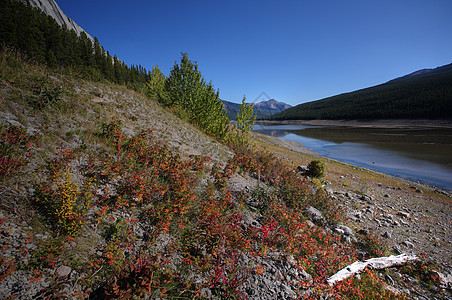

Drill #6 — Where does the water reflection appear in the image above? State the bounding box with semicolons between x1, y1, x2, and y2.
254;123;452;190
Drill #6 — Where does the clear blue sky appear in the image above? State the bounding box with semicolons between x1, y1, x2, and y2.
56;0;452;106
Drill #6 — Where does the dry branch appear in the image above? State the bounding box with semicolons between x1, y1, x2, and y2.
327;253;418;286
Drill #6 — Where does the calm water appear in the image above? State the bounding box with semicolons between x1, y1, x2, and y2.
254;123;452;191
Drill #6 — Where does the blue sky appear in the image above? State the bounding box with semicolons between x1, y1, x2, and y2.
56;0;452;106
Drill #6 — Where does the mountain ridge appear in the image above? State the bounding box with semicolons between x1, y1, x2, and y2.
269;63;452;120
387;63;452;83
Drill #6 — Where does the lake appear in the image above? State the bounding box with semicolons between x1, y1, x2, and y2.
253;122;452;191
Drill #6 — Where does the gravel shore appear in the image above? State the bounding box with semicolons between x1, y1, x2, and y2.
252;131;452;274
258;119;452;129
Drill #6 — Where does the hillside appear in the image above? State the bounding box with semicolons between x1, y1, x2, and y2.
270;63;452;120
0;1;450;299
2;47;451;299
223;99;292;120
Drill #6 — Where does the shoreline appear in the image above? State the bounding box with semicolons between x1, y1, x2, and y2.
251;131;452;194
257;118;452;129
252;131;451;272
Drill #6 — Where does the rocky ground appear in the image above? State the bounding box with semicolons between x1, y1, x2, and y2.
252;131;452;298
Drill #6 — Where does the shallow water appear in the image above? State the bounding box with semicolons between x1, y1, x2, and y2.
253;123;452;191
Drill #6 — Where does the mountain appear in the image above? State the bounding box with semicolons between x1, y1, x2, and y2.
253;99;292;113
270;63;452;120
223;98;292;120
387;65;445;82
20;0;93;41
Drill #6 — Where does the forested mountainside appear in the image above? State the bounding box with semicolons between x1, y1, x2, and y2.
0;0;149;90
270;63;452;120
21;0;93;40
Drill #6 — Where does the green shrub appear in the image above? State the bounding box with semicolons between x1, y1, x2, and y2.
29;78;63;109
307;159;326;178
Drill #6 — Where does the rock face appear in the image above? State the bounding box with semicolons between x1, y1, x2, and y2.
21;0;93;41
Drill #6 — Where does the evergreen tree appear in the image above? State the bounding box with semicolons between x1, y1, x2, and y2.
93;37;104;70
46;49;58;68
237;96;256;133
146;65;168;104
236;96;256;145
113;55;123;84
105;51;115;81
165;53;230;138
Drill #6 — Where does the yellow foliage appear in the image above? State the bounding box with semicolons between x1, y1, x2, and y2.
53;169;93;235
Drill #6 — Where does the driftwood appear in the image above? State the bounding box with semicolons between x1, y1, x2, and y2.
327;253;418;286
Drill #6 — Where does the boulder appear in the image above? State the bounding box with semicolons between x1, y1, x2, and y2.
304;206;324;223
337;225;354;236
56;265;71;277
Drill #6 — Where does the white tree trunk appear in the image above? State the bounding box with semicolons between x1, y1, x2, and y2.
327;253;418;286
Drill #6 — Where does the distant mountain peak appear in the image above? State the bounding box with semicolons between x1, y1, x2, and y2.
253;99;292;110
222;98;292;120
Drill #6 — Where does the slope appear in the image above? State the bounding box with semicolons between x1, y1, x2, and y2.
270;63;452;120
3;47;448;299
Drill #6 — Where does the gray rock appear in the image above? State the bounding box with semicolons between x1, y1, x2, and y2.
297;165;308;174
286;255;297;267
397;211;411;219
382;231;392;239
436;271;452;289
402;241;415;248
299;268;313;283
334;227;345;235
305;220;315;228
304;206;324;223
360;194;373;202
337;225;354;236
200;288;212;298
342;236;352;244
56;265;71;277
324;187;334;195
346;210;361;221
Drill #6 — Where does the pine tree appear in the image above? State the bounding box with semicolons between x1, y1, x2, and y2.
236;96;256;145
113;55;123;84
146;65;168;104
165;53;230;138
105;51;115;81
93;37;104;70
46;49;58;68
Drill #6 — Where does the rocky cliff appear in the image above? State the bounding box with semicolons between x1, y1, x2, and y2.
21;0;93;41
